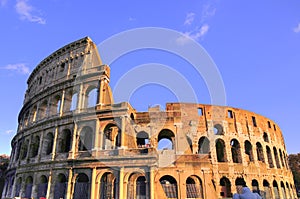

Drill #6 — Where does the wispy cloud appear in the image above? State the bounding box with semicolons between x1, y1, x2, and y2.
176;24;210;45
0;0;8;7
4;130;14;135
293;23;300;33
1;63;30;74
201;4;216;22
184;12;195;26
15;0;45;24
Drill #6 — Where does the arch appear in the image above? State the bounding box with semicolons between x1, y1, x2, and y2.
14;177;22;197
273;180;280;199
186;175;203;198
263;180;271;199
231;139;242;163
256;142;264;162
279;149;285;168
70;93;78;111
244;140;254;162
99;172;116;199
136;131;149;147
78;126;93;151
220;177;231;198
263;132;269;142
87;87;98;108
266;146;274;168
280;181;287;199
23;111;29;127
198;136;210;154
213;124;224;135
127;173;146;199
157;129;175;150
160;175;178;198
20;140;29;160
50;95;62;115
31;106;37;122
30;135;40;158
25;176;33;198
59;129;72;153
54;174;67;199
44;132;54;155
103;124;121;149
251;179;260;193
273;147;281;168
74;173;90;199
37;175;48;198
216;139;227;162
39;100;48;119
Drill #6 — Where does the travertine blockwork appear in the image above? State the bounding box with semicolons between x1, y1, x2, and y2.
3;37;297;199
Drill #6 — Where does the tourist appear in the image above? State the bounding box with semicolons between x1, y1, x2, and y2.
233;178;262;199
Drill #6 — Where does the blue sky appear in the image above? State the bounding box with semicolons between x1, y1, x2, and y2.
0;0;299;155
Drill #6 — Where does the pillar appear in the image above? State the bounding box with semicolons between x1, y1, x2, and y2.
91;168;97;199
66;169;73;199
118;168;125;199
149;168;155;199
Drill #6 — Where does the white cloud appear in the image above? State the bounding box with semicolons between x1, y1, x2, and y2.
1;63;30;74
201;4;216;22
176;24;210;45
5;130;14;134
184;12;195;26
15;0;45;24
0;0;8;7
293;23;300;33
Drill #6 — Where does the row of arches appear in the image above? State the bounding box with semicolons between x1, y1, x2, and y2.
20;87;98;130
213;137;288;168
219;176;296;199
13;129;72;162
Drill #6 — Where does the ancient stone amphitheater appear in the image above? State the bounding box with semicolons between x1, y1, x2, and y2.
2;37;297;199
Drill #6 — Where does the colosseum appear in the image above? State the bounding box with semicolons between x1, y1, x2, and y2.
2;37;297;199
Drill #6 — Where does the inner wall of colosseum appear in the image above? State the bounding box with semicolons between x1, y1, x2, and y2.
2;37;297;199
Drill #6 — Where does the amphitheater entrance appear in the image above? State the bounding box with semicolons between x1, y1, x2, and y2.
54;174;67;199
127;173;147;199
186;175;204;198
99;172;116;199
159;175;178;198
73;173;90;199
220;177;231;198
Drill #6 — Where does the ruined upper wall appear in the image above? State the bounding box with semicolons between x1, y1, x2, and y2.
24;37;102;104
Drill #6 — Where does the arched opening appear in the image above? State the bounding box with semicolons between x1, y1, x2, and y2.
280;181;287;199
231;139;242;163
23;111;29;127
251;179;260;194
186;136;193;152
136;131;149;147
263;132;269;142
74;173;90;199
103;124;120;150
216;139;227;162
99;172;116;199
30;135;40;158
279;149;285;168
213;124;224;135
186;176;203;198
31;106;37;122
266;146;274;168
198;136;210;154
263;180;271;199
15;177;22;197
54;174;67;199
70;93;78;111
273;180;280;199
78;126;93;151
25;176;33;198
244;140;254;162
39;100;48;119
160;175;178;198
44;132;54;155
20;140;29;160
285;182;291;199
59;129;72;153
220;177;231;198
157;129;175;150
87;88;98;108
273;147;281;168
256;142;264;162
127;173;146;199
51;95;61;115
37;175;48;198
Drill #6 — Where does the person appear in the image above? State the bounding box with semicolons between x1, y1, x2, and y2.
233;178;262;199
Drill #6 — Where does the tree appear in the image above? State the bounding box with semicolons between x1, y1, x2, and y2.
288;153;300;194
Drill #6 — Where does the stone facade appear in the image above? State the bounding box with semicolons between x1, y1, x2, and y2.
2;37;297;199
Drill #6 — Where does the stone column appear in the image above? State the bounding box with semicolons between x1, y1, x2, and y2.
90;168;97;199
60;90;66;117
66;169;73;199
52;126;59;160
46;170;52;199
118;168;125;199
149;168;155;199
120;116;126;148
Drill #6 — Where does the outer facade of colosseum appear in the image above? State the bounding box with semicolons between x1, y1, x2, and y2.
2;37;297;199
